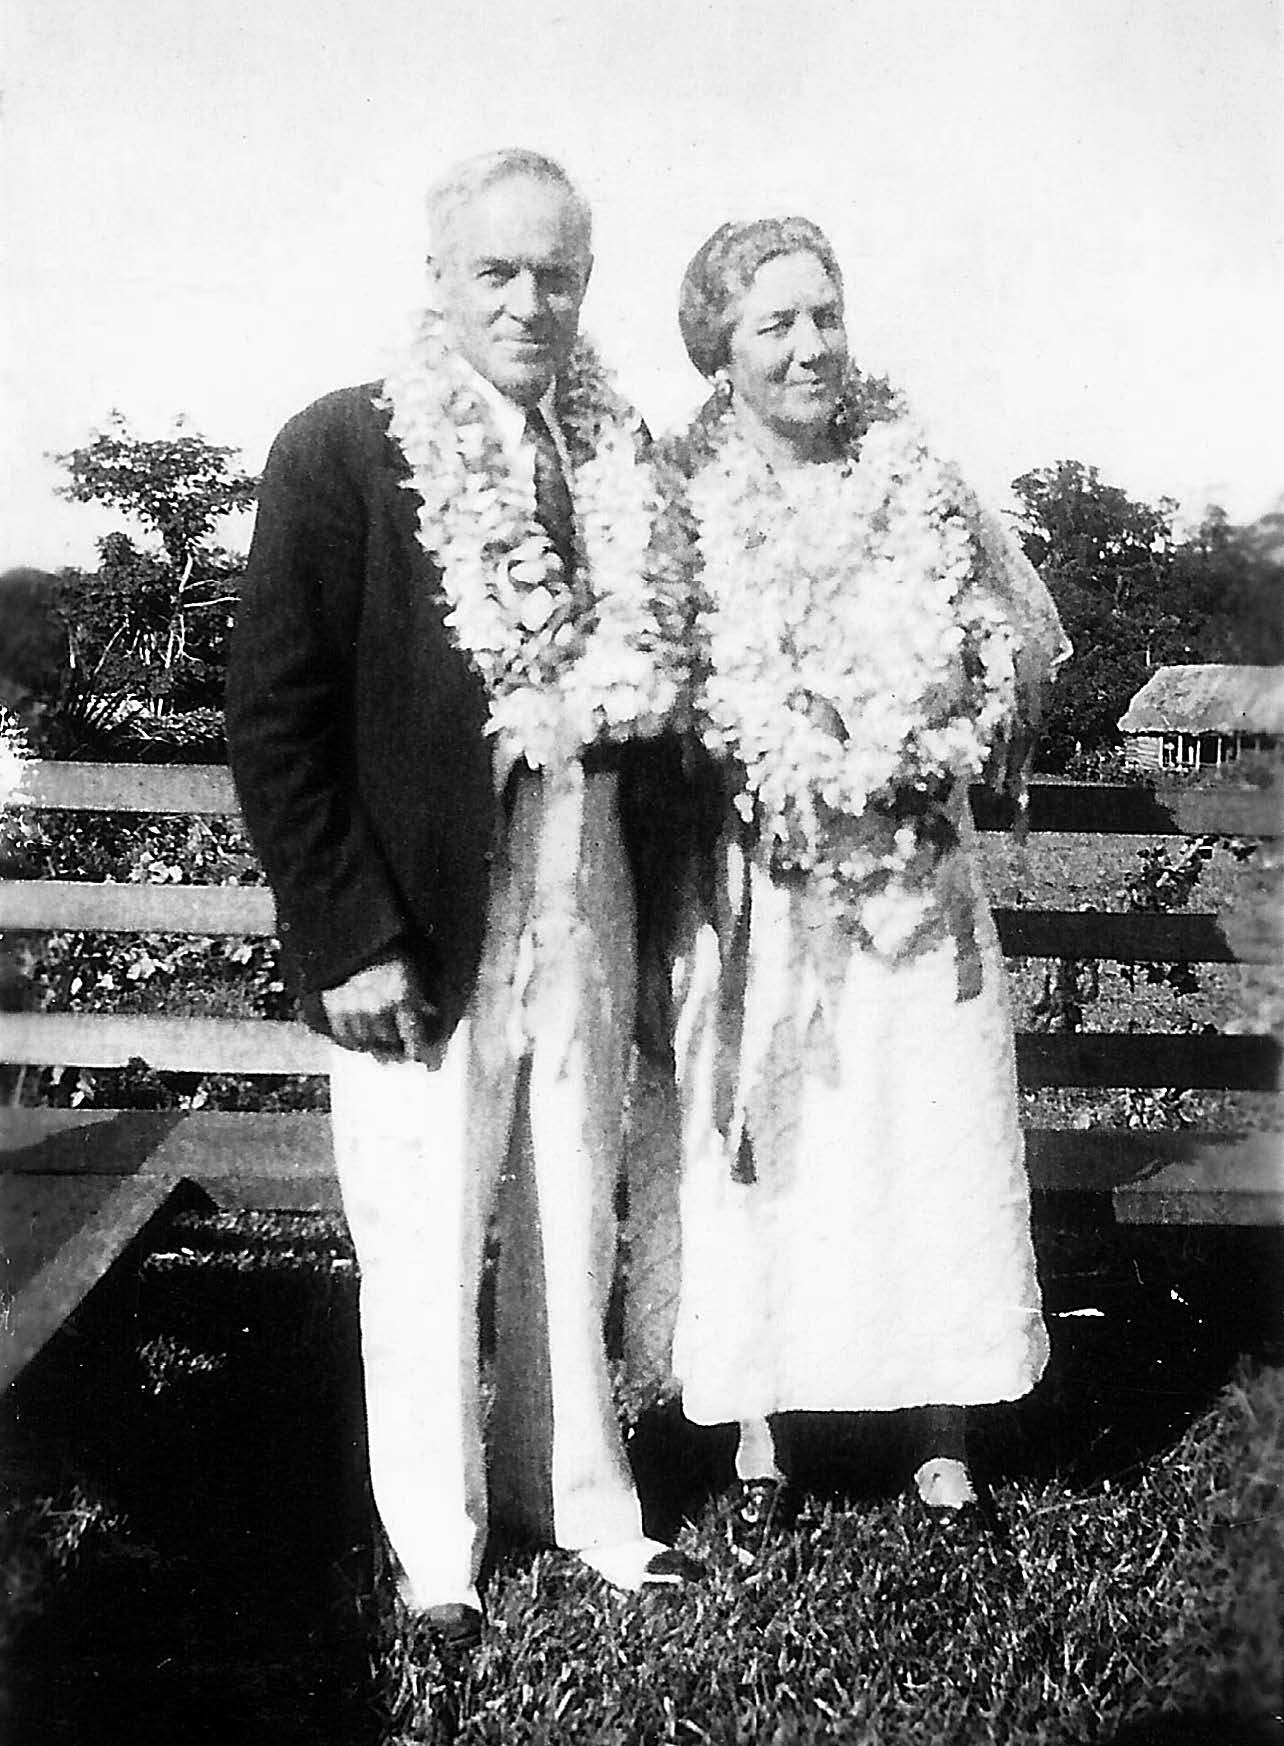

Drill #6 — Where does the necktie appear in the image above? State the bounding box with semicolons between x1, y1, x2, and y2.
524;407;577;590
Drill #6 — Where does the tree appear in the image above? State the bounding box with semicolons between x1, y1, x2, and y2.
1011;460;1177;605
1166;502;1284;667
54;412;257;581
1011;462;1283;768
50;415;259;728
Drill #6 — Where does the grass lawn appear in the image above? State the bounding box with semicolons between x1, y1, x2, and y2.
3;1215;1282;1746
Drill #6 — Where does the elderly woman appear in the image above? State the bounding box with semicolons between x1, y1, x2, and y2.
662;217;1067;1534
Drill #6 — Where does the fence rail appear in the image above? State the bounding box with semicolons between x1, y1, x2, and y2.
11;762;1283;834
3;883;1278;968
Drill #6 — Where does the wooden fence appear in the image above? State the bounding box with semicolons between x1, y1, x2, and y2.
2;763;1281;1385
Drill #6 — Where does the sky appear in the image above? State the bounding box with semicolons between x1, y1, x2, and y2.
2;0;1281;568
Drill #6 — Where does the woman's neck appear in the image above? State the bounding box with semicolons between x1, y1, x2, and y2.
729;399;842;470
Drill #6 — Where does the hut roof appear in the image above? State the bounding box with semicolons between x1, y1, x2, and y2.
1118;664;1284;735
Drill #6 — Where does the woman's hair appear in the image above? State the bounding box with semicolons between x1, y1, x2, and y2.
677;216;843;379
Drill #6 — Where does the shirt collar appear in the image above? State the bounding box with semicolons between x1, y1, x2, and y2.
462;361;559;456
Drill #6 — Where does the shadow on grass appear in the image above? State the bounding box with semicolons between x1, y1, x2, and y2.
3;1206;1281;1745
1100;1715;1284;1746
975;1206;1284;1492
4;1220;381;1746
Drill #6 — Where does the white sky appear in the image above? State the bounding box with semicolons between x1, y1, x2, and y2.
2;0;1281;568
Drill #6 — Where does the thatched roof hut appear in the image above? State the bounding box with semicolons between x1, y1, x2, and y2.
1118;664;1284;770
1118;665;1284;735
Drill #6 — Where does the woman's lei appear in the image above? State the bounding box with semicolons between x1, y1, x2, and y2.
677;374;1019;956
380;313;689;771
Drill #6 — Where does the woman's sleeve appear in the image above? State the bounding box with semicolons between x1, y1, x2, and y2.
964;493;1072;826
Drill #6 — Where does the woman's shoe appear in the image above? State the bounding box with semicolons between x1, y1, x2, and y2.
912;1456;977;1513
728;1478;791;1562
910;1461;1014;1565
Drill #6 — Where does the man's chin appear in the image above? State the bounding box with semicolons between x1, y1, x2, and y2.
488;362;557;405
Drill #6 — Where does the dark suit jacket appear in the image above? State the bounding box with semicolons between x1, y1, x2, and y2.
225;381;699;1045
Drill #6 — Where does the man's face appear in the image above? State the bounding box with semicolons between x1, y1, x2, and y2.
432;175;592;405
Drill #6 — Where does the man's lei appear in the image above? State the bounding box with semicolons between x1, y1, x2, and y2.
676;374;1019;956
379;313;689;771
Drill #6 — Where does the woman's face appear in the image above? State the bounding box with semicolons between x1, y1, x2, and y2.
725;250;848;450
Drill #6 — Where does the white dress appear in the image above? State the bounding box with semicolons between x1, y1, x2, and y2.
668;799;1050;1428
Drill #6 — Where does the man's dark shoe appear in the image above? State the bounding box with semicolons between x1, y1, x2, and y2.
414;1601;484;1654
382;1601;483;1743
576;1536;706;1590
641;1546;706;1585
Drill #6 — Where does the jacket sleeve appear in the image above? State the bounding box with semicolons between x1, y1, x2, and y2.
225;398;407;998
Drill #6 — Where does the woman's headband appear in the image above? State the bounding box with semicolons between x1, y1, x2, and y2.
677;216;843;379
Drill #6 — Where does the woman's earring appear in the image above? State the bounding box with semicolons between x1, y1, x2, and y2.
713;371;734;411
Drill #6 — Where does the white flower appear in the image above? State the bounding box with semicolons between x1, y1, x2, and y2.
380;319;690;768
516;586;557;631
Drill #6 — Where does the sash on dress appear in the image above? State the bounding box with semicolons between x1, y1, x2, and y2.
479;749;597;1081
709;806;986;1183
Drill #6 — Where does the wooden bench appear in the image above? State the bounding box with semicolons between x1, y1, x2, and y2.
2;762;1281;1386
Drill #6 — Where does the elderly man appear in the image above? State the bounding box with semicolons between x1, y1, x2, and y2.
226;148;699;1653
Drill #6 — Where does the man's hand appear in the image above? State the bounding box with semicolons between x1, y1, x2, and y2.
320;952;444;1065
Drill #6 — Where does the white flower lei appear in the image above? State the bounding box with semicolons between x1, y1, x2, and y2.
379;313;688;770
687;404;1018;945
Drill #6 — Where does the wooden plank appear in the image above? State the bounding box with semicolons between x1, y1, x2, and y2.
0;1110;1279;1222
5;1105;1275;1179
10;762;238;815
9;763;1280;837
1016;1031;1281;1090
2;1174;131;1293
1008;780;1282;838
4;884;1278;968
0;1106;334;1175
1114;1178;1284;1225
993;908;1277;964
6;886;1277;969
0;1175;215;1387
0;880;276;935
1026;1128;1284;1225
1024;1126;1282;1186
0;1013;330;1075
0;1108;333;1213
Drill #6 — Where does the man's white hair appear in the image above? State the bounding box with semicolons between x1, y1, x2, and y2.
426;148;593;262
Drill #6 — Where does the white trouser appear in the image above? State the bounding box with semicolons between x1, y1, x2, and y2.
328;766;643;1608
